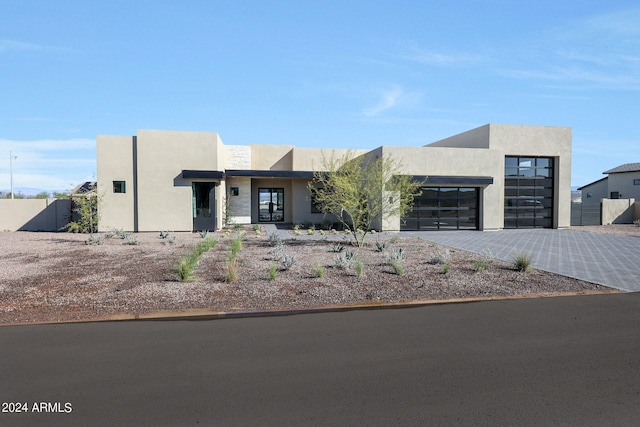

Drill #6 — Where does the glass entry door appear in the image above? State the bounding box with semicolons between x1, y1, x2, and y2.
192;182;216;231
258;188;284;222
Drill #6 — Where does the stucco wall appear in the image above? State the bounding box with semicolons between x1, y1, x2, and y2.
427;124;491;149
291;148;368;171
135;130;224;232
249;145;293;170
97;135;136;231
581;178;608;207
607;172;640;201
602;198;636;224
0;199;71;231
488;124;573;229
380;145;503;230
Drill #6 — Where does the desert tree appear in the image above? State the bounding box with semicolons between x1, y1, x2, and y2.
62;192;101;234
308;150;422;247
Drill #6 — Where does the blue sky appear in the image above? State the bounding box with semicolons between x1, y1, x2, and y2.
1;0;638;192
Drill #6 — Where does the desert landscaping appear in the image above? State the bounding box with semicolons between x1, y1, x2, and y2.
1;224;633;325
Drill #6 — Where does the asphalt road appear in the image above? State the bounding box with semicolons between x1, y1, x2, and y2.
2;293;640;426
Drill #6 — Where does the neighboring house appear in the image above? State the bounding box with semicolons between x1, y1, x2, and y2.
96;123;573;232
579;163;640;206
577;163;640;224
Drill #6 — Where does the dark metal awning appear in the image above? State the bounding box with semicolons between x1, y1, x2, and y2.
182;170;225;179
412;175;494;186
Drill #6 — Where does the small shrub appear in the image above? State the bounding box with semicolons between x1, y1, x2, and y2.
225;259;239;283
268;264;278;281
177;258;195;282
335;253;353;270
270;242;286;259
390;261;404;275
512;252;532;272
429;250;450;265
313;264;324;278
252;224;260;232
634;219;640;227
279;253;297;270
159;230;171;239
344;250;355;261
375;241;388;252
389;235;399;244
177;237;218;282
474;248;496;272
330;243;345;253
229;236;243;259
442;263;450;274
106;227;128;239
233;223;243;231
307;228;315;235
293;224;301;231
85;234;105;245
319;229;326;236
198;230;210;238
354;260;364;277
386;247;406;263
124;234;139;245
268;233;282;246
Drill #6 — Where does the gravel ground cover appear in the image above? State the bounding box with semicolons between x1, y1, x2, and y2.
0;226;619;325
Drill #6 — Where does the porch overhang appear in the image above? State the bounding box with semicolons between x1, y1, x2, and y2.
182;170;225;179
412;175;494;186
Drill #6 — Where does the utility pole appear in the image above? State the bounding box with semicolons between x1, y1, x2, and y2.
9;151;17;199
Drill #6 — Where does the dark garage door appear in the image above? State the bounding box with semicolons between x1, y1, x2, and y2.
401;187;479;230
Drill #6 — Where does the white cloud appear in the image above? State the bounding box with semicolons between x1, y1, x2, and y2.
0;39;76;55
398;42;482;66
501;7;640;91
0;138;96;191
362;85;423;117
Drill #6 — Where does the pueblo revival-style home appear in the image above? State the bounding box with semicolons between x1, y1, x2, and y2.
96;123;572;233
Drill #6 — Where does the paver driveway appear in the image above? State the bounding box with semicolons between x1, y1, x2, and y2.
403;229;640;292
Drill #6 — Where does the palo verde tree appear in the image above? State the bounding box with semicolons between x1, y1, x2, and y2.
62;192;101;234
308;150;422;247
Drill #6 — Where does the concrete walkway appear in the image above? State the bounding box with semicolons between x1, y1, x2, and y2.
402;229;640;292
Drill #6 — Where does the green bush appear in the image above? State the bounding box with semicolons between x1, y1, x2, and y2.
390;261;404;276
177;238;217;282
268;264;278;281
512;252;532;272
313;264;324;278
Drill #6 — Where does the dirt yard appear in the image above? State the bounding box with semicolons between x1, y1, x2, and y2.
0;226;620;325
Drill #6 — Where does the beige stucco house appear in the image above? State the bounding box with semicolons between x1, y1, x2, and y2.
96;123;572;232
577;163;640;224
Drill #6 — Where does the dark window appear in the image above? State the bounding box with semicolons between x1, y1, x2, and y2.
634;179;640;186
610;192;620;199
113;181;126;193
230;187;239;196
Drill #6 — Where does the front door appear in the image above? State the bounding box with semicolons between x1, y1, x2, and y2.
192;182;216;231
258;188;284;222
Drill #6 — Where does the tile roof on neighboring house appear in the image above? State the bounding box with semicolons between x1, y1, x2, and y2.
603;163;640;174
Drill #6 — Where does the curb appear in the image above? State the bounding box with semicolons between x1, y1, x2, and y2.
0;289;620;327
